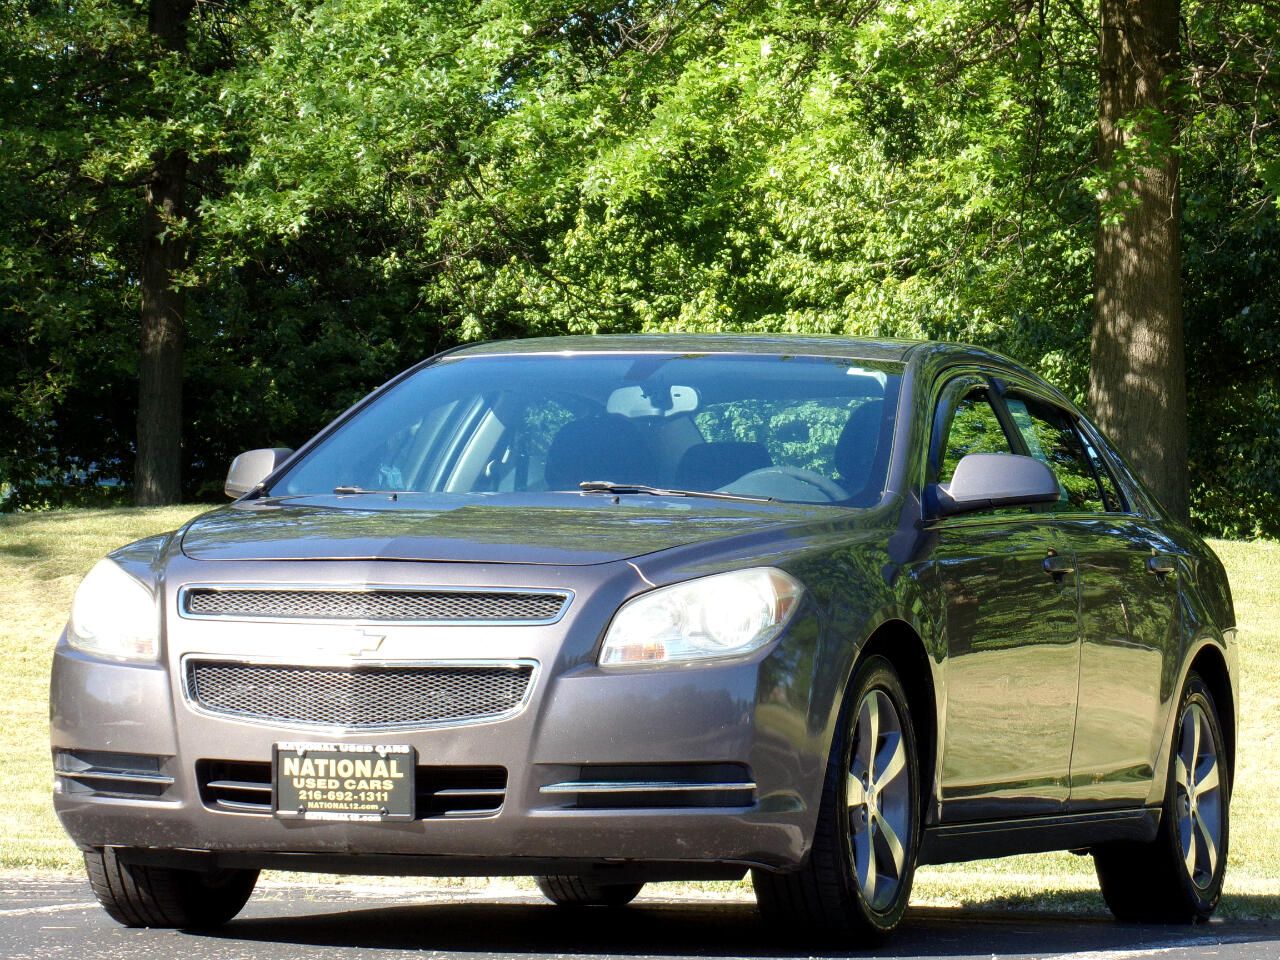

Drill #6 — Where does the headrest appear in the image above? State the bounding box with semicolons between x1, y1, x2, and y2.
834;400;887;498
674;441;772;491
544;414;651;490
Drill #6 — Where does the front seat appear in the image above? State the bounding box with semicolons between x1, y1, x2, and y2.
674;441;772;491
834;399;888;504
543;414;652;490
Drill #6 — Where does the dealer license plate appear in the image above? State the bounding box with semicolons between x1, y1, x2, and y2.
273;742;415;821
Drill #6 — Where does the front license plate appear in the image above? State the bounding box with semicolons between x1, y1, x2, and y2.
273;742;415;821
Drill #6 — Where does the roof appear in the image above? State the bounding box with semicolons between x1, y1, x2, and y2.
452;334;923;364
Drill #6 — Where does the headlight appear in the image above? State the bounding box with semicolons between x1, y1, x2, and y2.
67;559;160;661
599;568;803;667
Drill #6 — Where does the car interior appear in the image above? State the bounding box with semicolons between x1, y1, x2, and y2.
280;356;901;506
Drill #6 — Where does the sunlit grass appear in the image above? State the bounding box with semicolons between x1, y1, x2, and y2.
1;508;1275;917
0;505;207;870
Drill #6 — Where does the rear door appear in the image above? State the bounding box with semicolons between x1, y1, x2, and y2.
926;373;1081;822
1002;390;1181;809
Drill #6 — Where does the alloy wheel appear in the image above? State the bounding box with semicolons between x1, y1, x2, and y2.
847;688;911;913
1175;701;1224;890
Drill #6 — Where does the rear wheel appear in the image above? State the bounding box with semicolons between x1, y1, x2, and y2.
1094;672;1229;923
753;655;920;941
535;875;644;907
84;848;258;929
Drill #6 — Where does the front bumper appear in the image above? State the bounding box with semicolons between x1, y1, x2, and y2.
50;559;826;878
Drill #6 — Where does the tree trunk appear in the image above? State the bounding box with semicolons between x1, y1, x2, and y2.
1089;0;1188;521
133;0;194;506
134;150;188;505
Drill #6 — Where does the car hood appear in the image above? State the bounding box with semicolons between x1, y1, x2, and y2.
179;493;836;566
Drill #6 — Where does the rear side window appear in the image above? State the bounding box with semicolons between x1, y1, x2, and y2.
1005;396;1107;513
1076;428;1126;512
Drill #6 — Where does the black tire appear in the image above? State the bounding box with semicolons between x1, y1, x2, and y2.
84;847;258;929
1094;672;1230;923
752;654;921;941
535;875;644;907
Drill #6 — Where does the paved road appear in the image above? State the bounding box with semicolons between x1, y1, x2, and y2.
2;876;1277;960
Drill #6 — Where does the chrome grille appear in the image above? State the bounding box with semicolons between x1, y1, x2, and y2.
182;587;569;624
185;661;535;729
54;749;173;801
540;763;756;810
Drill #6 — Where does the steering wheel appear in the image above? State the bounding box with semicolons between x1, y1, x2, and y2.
723;466;850;503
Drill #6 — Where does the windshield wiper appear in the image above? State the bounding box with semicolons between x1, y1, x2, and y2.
578;480;773;504
333;486;400;498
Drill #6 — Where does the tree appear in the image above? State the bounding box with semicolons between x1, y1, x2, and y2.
135;0;194;506
3;0;1277;534
1089;0;1188;520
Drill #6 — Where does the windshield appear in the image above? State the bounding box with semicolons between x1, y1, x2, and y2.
273;352;903;506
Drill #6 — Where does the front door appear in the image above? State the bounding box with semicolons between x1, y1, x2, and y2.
926;376;1081;822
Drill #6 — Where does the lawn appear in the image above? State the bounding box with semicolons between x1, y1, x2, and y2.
2;506;1276;916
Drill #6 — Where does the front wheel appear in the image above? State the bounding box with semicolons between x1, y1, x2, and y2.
1094;672;1230;922
535;875;644;907
753;654;920;941
84;847;258;928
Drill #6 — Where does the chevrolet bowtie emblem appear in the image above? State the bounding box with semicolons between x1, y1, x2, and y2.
323;630;386;659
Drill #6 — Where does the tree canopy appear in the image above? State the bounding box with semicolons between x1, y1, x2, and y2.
2;0;1277;536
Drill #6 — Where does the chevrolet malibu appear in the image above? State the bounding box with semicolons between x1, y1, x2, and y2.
51;335;1237;940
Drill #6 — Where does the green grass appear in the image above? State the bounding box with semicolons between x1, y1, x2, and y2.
0;506;205;871
2;507;1277;917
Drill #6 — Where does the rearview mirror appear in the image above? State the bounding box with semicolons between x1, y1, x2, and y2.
605;385;699;417
931;453;1060;518
225;448;294;499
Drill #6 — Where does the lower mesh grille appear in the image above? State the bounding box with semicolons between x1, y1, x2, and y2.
185;661;535;729
197;760;507;818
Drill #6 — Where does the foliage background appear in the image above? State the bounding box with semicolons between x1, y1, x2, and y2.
2;0;1277;535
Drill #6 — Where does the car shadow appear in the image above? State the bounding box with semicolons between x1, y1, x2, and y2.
201;896;1280;958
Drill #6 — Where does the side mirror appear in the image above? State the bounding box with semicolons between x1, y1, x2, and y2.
225;448;293;499
931;453;1060;518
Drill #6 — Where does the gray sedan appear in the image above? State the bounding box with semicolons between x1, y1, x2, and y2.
51;335;1237;942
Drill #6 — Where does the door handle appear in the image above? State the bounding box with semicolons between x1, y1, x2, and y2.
1147;555;1178;576
1043;554;1075;578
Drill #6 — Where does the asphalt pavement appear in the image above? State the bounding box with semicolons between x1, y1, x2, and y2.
2;874;1277;960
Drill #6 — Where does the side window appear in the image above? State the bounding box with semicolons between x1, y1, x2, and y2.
283;398;461;495
937;388;1015;483
1077;427;1126;512
1005;395;1107;513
